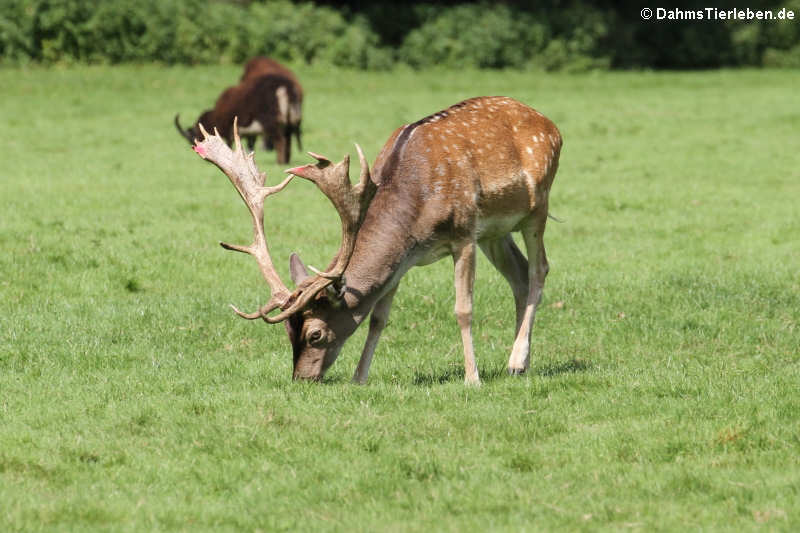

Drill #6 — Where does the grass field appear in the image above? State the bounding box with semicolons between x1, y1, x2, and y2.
1;64;798;531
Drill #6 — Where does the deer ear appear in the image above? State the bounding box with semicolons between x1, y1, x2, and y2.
289;253;310;285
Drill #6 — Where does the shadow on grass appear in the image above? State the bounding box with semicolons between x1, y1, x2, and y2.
534;357;593;377
411;365;464;386
410;357;593;386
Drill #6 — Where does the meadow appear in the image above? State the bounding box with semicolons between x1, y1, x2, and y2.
0;64;798;531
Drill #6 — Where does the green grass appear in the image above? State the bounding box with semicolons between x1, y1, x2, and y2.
1;64;799;531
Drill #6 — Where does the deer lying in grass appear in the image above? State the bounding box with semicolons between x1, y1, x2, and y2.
193;96;562;384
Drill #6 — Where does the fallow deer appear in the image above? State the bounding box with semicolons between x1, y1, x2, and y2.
193;96;562;385
175;74;300;164
240;57;304;152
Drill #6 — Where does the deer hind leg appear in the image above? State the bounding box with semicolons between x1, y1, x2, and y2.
453;241;480;385
507;214;549;375
268;123;289;165
353;285;398;384
478;235;529;338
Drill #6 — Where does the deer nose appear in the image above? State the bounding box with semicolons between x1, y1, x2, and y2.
292;360;323;382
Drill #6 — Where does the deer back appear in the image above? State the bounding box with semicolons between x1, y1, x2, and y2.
201;75;298;142
350;96;562;273
241;57;304;99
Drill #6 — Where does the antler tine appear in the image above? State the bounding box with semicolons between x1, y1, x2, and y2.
230;298;284;322
198;122;210;140
232;116;243;154
355;143;371;190
194;120;294;321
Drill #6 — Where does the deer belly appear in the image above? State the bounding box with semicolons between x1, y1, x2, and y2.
476;213;527;241
414;213;525;266
237;120;264;135
416;242;452;266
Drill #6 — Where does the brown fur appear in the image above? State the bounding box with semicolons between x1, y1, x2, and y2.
175;74;299;164
288;97;563;384
240;57;304;152
241;56;304;101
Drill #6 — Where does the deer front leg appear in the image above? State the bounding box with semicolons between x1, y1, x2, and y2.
353;285;398;384
508;215;549;374
453;241;480;385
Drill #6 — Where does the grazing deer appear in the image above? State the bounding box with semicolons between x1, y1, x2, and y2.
175;74;300;164
240;57;304;152
193;96;562;384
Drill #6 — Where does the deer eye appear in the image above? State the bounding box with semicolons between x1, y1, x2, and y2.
307;329;324;345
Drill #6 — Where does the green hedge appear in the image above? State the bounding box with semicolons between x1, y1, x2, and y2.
0;0;392;68
0;0;798;69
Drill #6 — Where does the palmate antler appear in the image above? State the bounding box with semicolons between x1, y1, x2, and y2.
194;118;294;321
193;117;376;324
286;144;376;280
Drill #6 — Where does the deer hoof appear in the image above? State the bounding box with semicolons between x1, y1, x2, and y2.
508;367;527;376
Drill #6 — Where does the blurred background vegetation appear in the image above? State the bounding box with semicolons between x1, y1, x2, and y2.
1;0;799;70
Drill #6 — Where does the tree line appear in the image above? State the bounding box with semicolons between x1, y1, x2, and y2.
1;0;798;69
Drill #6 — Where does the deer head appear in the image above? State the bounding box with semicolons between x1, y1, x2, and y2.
193;118;376;380
175;112;213;146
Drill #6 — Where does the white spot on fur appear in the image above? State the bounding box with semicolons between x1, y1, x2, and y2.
238;120;264;135
275;86;289;124
522;170;535;189
526;146;533;154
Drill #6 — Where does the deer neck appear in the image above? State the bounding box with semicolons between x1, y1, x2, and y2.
339;180;422;324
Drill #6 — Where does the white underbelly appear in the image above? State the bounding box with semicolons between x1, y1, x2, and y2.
238;120;264;135
413;213;525;266
476;213;526;241
416;243;451;266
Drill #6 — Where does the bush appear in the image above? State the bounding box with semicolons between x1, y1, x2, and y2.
0;0;387;68
0;0;798;70
398;4;551;69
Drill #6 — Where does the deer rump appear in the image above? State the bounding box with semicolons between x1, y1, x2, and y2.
175;74;300;164
240;57;304;153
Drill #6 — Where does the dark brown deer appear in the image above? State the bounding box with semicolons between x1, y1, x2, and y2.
193;96;562;385
240;57;304;152
175;74;299;164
